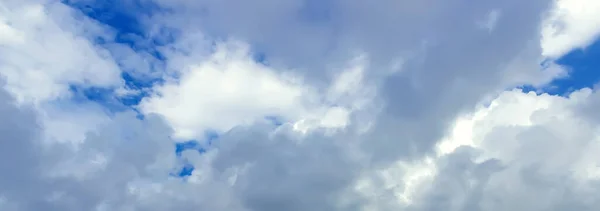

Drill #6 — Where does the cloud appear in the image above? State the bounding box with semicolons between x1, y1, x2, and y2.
2;0;600;210
0;80;178;210
390;88;600;210
140;41;317;139
140;40;374;139
541;0;600;58
0;0;123;104
144;0;564;158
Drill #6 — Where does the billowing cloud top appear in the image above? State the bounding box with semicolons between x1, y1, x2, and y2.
1;0;600;210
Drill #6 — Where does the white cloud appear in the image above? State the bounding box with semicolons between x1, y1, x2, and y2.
141;40;375;140
0;1;123;104
141;41;332;139
0;0;132;146
541;0;600;58
388;88;600;210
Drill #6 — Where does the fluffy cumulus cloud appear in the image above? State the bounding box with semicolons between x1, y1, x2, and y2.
2;0;600;210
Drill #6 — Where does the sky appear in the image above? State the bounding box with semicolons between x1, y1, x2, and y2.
1;0;600;210
545;39;600;94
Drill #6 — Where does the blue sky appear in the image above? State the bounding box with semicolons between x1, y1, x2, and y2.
548;39;600;95
518;39;600;95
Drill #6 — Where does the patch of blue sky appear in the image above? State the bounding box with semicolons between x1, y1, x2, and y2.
546;39;600;95
175;163;195;177
67;78;149;117
172;131;219;178
175;141;203;157
175;130;219;155
64;0;171;104
66;0;168;55
121;72;160;103
522;38;600;95
68;85;129;112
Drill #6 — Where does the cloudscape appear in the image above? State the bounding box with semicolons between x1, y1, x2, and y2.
1;0;600;210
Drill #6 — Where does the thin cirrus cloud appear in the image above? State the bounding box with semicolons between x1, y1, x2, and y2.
1;0;600;210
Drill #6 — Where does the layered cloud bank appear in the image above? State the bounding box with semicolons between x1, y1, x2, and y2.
1;0;600;210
